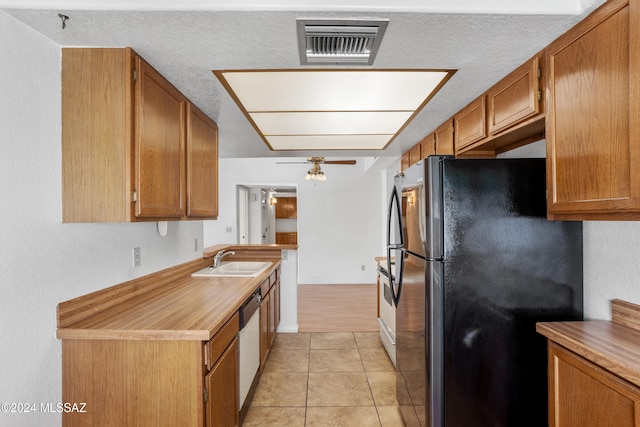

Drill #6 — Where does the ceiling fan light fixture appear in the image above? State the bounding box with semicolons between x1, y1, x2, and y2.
305;162;327;181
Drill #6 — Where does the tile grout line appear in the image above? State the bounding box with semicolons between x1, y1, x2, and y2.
244;332;400;426
304;332;311;427
355;332;385;427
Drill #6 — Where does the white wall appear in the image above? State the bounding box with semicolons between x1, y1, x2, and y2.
0;12;212;426
247;187;263;243
204;157;383;284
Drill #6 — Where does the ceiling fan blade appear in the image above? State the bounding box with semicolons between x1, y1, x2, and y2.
323;160;357;165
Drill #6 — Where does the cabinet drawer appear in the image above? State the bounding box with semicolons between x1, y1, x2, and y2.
205;312;239;371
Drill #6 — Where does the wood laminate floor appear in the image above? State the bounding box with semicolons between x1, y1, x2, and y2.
297;284;378;332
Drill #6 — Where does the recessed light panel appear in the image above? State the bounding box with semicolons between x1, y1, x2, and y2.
214;69;455;151
265;135;393;150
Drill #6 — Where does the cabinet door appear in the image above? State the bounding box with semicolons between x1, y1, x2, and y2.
488;54;542;135
259;294;270;368
62;48;135;223
408;143;422;167
275;197;297;218
401;152;410;171
546;0;640;219
288;197;297;218
421;133;436;158
186;103;218;218
268;282;279;347
135;56;186;219
274;280;281;334
454;96;487;153
434;119;454;155
548;342;640;427
275;200;286;219
205;337;239;427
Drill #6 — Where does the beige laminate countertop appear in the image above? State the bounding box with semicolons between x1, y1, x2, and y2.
537;299;640;388
57;247;285;342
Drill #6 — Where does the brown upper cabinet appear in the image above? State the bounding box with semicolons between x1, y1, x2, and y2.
402;119;454;171
487;54;543;136
545;0;640;220
409;143;422;167
275;197;297;219
187;103;219;218
421;132;436;158
434;119;454;155
62;48;218;222
134;55;186;219
401;141;423;170
401;152;410;171
454;96;488;155
453;52;545;158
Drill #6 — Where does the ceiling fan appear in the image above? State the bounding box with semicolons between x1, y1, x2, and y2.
277;157;357;181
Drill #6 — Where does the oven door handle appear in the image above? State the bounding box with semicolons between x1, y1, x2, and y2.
377;266;390;278
377;318;396;345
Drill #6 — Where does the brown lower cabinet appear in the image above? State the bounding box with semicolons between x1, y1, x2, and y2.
61;313;240;427
275;232;298;244
547;342;640;427
260;269;280;368
205;337;239;427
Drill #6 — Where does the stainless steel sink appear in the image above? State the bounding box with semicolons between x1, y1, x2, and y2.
191;261;272;278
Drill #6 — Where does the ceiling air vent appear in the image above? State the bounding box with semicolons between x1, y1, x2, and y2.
297;19;388;65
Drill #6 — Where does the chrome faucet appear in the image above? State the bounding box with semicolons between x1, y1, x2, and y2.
212;250;235;267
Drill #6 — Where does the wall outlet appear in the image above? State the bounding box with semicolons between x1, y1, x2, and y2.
133;247;141;267
361;265;366;271
226;226;233;233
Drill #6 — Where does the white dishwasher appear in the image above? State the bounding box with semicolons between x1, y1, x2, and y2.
238;290;261;413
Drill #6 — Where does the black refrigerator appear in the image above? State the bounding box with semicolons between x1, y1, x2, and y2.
386;156;583;427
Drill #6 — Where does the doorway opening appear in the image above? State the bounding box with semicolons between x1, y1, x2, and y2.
236;185;297;244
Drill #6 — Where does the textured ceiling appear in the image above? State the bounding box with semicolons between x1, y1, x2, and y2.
2;0;605;159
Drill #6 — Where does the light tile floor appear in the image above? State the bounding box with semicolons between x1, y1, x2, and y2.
243;332;404;427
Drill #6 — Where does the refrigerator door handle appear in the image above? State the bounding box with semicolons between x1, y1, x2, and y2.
386;185;405;307
386;185;404;248
387;246;404;307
